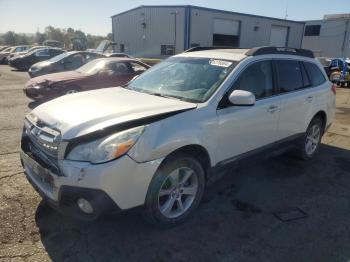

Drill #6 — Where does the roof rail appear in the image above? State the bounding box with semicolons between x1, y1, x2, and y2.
183;46;239;53
245;46;314;58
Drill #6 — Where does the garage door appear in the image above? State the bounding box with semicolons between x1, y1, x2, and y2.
213;19;240;47
270;26;289;46
214;19;240;35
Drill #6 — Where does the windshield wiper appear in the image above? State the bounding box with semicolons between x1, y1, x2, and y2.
124;87;196;102
121;84;131;89
151;92;185;101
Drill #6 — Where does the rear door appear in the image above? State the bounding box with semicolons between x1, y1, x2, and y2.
274;59;318;140
216;60;281;162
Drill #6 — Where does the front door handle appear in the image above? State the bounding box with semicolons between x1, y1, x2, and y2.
267;105;279;113
306;96;313;102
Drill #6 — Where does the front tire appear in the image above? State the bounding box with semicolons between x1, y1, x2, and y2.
63;86;80;96
298;117;323;160
143;154;205;228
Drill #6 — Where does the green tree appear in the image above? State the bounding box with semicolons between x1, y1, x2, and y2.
1;26;109;49
35;32;46;45
45;26;64;42
106;33;113;41
17;34;29;45
3;31;18;45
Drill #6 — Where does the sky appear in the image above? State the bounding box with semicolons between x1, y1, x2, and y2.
0;0;349;36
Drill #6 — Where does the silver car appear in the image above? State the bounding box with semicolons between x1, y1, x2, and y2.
20;47;335;227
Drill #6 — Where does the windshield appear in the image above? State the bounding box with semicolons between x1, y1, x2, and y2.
2;47;12;52
25;48;47;56
128;57;237;102
25;46;44;54
76;59;106;75
49;52;72;62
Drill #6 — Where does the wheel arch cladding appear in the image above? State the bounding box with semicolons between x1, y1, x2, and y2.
160;144;211;181
313;110;327;131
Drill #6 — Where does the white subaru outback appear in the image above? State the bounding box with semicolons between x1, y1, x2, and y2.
20;47;336;227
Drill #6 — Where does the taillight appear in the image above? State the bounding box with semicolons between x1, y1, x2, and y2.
331;84;337;95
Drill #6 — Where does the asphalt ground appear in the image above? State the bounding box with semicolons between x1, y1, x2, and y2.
0;64;350;262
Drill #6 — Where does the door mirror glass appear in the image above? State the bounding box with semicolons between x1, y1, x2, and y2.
228;90;255;106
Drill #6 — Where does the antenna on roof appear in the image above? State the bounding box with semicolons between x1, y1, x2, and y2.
284;0;289;20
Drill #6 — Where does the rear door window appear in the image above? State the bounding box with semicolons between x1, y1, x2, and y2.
303;62;326;86
85;53;100;62
50;49;63;57
64;54;85;69
108;62;132;75
275;60;304;93
35;49;50;57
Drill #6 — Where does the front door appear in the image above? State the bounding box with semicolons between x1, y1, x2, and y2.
216;60;281;163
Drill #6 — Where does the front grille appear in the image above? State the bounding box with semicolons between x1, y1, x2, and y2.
21;114;62;176
24;114;60;157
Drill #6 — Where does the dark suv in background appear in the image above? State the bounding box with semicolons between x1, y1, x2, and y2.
8;47;65;71
28;51;105;78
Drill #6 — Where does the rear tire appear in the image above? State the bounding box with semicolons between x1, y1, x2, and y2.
297;117;323;160
143;154;205;228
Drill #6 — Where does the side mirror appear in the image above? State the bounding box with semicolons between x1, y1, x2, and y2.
228;90;255;106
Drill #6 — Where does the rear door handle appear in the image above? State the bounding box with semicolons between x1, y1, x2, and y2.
267;105;279;113
306;96;313;102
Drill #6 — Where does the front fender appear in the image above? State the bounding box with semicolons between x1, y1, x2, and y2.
128;108;218;166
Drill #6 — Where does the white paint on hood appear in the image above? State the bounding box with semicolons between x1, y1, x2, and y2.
30;87;197;140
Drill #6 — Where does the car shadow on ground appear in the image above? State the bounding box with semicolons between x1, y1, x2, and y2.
28;101;43;109
11;68;27;72
35;144;350;262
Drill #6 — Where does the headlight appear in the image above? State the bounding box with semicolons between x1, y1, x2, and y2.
66;126;144;163
33;85;43;89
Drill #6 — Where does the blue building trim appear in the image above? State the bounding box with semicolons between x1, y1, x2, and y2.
184;6;190;50
188;6;192;48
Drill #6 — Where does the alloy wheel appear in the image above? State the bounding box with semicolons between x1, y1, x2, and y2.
305;124;321;156
66;89;78;95
158;167;198;219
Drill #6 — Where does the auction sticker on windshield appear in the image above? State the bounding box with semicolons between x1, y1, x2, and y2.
209;59;233;68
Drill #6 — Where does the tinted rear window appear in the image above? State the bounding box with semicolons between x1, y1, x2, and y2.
301;63;311;87
304;62;326;86
276;60;304;93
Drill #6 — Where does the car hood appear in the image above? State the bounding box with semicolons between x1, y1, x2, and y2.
25;71;85;87
29;87;197;140
31;60;53;69
10;51;27;57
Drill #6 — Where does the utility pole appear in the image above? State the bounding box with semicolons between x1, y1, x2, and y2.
171;11;178;54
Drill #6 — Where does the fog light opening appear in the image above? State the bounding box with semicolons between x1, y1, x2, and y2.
77;198;94;214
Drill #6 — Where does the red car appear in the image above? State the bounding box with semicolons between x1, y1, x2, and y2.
23;58;150;101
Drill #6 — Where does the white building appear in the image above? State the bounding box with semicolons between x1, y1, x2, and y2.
111;5;305;58
302;14;350;58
